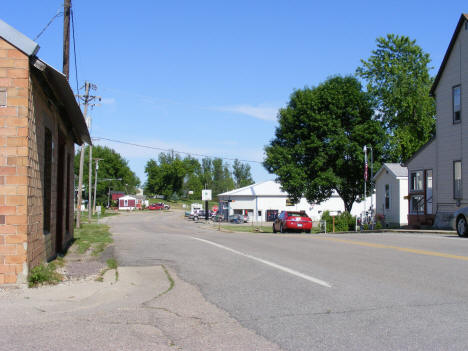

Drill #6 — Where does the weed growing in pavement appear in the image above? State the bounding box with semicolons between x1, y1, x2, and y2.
74;223;113;255
157;265;175;298
96;258;119;282
28;262;63;288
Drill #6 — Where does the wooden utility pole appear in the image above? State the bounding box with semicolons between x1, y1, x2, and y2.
75;82;90;228
93;158;104;215
62;0;71;80
76;82;100;227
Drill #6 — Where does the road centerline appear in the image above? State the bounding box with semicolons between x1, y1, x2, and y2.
313;236;468;261
191;237;331;288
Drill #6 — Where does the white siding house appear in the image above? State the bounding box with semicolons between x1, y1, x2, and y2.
218;181;374;223
373;163;408;227
406;14;468;228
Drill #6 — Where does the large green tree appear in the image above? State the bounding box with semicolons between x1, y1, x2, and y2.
232;159;254;188
74;145;140;206
264;76;386;212
144;152;186;199
356;34;436;162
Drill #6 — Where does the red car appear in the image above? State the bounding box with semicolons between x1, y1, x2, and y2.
272;211;313;233
148;203;164;210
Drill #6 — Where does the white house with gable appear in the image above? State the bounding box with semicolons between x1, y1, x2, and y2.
405;14;468;228
218;180;374;223
373;163;408;227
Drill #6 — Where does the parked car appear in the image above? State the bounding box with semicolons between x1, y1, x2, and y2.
453;207;468;236
148;203;164;210
228;214;244;224
192;210;206;220
272;211;313;233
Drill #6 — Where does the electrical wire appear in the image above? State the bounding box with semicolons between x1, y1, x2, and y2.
92;137;264;165
71;8;80;103
34;8;63;41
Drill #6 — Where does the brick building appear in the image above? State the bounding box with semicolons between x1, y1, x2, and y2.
0;20;90;284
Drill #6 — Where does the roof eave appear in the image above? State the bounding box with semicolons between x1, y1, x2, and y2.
430;13;468;96
32;59;91;145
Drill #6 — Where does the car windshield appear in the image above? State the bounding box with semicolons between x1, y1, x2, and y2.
287;212;304;217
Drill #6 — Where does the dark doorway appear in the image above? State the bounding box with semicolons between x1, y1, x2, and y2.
55;132;66;254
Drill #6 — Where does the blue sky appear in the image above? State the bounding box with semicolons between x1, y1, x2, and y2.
2;1;467;185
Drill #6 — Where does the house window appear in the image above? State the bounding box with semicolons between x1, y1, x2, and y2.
43;128;52;233
385;184;390;209
286;198;294;206
410;195;424;214
258;211;262;217
454;161;462;199
410;171;423;191
453;85;461;123
0;88;6;107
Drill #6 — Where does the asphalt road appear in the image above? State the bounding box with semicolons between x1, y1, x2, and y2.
109;210;468;351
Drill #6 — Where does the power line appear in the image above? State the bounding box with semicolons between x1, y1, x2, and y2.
34;8;63;41
71;8;80;102
92;137;264;165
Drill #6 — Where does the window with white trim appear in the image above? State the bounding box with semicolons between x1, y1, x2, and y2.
385;184;390;209
453;85;461;123
410;171;423;191
454;161;462;199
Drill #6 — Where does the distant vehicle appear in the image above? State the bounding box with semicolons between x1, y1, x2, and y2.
272;211;312;233
148;203;164;210
192;210;206;221
453;207;468;236
228;214;243;224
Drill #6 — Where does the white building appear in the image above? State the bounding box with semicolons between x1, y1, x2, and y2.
218;180;374;223
373;163;408;227
118;195;137;211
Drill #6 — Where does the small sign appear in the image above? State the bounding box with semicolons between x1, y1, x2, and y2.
96;206;102;213
202;189;212;201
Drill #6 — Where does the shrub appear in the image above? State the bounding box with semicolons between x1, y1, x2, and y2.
321;211;356;232
28;262;62;287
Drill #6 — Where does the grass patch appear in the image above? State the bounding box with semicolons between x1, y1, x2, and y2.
220;225;274;233
74;223;113;255
28;262;63;288
107;258;118;270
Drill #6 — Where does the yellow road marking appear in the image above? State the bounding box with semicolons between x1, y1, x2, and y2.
313;237;468;261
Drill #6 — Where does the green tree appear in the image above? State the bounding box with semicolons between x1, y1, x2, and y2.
182;156;203;199
356;34;436;162
144;152;186;199
74;145;140;206
232;159;254;188
264;76;386;212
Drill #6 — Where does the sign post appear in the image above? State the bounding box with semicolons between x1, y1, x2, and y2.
202;189;212;220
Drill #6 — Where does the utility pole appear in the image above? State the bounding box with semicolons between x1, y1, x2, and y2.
62;0;71;80
75;82;100;227
93;158;104;215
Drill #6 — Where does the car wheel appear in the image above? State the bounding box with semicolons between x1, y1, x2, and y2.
457;216;467;237
194;216;199;221
272;224;277;233
280;224;286;233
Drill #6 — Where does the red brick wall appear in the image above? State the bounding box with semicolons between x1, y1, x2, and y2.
0;38;77;284
0;38;29;284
